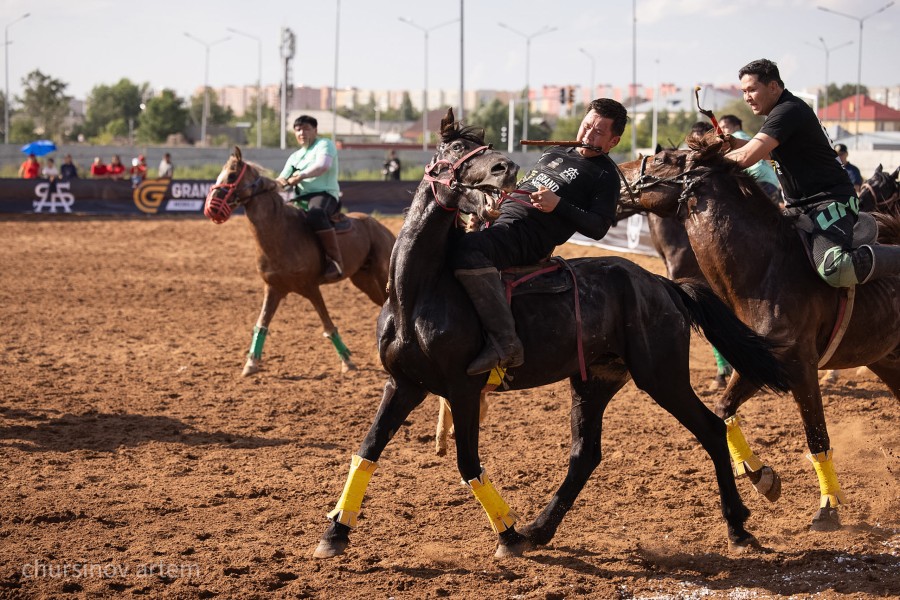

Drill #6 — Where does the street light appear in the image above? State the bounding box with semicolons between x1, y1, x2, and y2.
497;23;556;150
227;27;263;148
804;37;852;118
578;48;596;108
184;32;230;146
398;16;459;150
818;1;895;147
4;12;30;145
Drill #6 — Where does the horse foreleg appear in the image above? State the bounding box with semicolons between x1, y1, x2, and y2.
314;377;428;558
242;286;285;376
714;372;782;502
790;369;846;531
305;286;356;373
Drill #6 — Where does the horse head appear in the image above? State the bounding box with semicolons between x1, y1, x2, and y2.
422;108;519;220
860;164;900;216
204;146;273;224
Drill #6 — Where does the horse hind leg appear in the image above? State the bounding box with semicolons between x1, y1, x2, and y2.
305;287;356;373
243;286;285;376
435;392;490;456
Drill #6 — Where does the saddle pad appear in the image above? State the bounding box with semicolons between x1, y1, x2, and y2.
501;263;573;297
332;213;353;233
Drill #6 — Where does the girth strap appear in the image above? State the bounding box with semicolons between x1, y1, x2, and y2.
818;286;855;368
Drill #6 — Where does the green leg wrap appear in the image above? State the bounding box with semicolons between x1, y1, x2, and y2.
325;329;352;361
711;346;732;375
248;326;268;360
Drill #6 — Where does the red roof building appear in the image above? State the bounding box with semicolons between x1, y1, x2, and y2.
819;96;900;133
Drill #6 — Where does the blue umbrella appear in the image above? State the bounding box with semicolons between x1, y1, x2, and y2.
20;140;57;156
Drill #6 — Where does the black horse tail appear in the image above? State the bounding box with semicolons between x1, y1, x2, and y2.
662;276;791;394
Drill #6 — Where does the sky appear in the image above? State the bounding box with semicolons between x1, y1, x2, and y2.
2;0;898;105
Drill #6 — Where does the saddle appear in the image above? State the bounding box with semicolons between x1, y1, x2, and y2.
331;212;353;233
500;258;573;298
792;210;878;249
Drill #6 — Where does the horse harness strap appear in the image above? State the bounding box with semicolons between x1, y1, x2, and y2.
818;286;855;369
501;257;588;382
423;144;492;211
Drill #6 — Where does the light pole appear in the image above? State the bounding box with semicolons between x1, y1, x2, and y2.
184;33;230;146
497;23;556;150
804;37;852;118
578;48;596;109
399;16;458;150
818;1;895;147
4;12;30;145
227;27;263;148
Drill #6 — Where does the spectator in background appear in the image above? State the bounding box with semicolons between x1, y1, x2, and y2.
60;154;79;180
107;155;126;180
90;157;108;178
42;157;60;181
130;155;148;187
382;150;401;181
833;143;862;194
158;153;174;178
18;153;41;179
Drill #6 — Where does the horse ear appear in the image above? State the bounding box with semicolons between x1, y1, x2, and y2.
233;146;243;162
440;108;456;136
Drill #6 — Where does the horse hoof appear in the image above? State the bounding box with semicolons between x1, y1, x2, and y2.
752;466;782;503
810;506;842;532
341;360;358;374
728;532;766;554
494;538;533;559
242;359;260;377
819;370;838;385
312;538;348;559
708;374;727;391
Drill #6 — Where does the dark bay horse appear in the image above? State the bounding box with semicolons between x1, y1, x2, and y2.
619;138;900;531
205;147;395;375
859;164;899;216
314;109;789;559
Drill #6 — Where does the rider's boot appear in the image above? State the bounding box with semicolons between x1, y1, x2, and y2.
315;228;344;282
455;268;525;375
858;244;900;284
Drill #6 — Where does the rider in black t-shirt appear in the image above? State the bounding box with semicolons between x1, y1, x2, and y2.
725;58;900;287
451;98;627;376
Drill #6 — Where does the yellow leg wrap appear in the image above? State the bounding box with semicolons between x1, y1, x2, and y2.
326;455;378;528
807;449;847;508
725;415;764;476
467;470;517;533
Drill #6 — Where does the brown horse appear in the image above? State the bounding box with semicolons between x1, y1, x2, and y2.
619;138;900;531
204;147;395;375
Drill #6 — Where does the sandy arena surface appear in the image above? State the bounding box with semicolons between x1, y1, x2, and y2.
0;215;897;599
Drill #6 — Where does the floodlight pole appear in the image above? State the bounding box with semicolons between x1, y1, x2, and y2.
4;12;30;145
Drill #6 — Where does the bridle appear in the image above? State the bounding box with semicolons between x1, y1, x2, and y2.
423;142;494;211
860;170;899;213
204;159;271;223
619;153;713;218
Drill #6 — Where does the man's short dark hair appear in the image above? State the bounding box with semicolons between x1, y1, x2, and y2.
720;114;743;130
690;121;714;136
738;59;784;88
294;115;318;129
834;143;848;154
587;98;628;136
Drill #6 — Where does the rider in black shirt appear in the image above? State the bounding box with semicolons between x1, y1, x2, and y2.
725;58;900;287
451;98;627;375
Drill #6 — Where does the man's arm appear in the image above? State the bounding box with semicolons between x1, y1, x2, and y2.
725;132;778;168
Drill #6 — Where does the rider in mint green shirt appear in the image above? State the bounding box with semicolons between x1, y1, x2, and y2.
276;115;344;281
720;114;782;205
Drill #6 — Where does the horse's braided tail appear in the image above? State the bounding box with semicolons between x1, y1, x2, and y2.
662;276;791;394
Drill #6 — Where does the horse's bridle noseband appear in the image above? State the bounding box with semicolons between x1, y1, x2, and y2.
620;154;713;218
204;160;269;224
423;143;493;211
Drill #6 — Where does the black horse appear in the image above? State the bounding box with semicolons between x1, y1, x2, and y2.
859;164;899;216
314;109;789;559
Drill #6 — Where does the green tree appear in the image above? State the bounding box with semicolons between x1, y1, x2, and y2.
397;92;418;121
139;89;188;143
9;117;36;144
84;79;149;139
467;99;512;147
823;83;868;107
245;98;281;147
17;70;71;140
188;88;234;126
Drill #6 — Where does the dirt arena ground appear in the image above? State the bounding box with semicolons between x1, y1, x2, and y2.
1;215;897;599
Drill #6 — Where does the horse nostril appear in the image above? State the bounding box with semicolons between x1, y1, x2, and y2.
491;161;513;176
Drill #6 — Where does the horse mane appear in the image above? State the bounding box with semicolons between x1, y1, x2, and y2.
686;134;778;206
